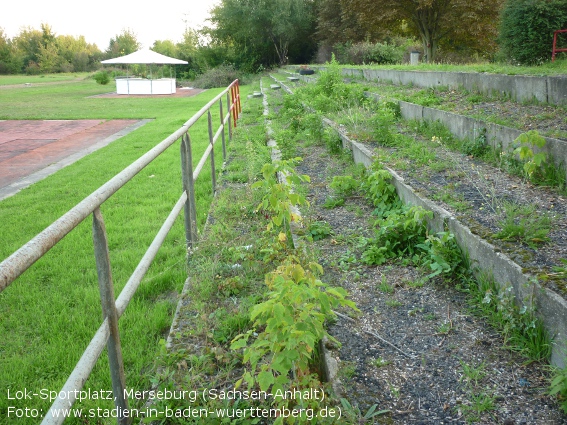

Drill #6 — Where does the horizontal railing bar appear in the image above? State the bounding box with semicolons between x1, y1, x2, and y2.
41;318;110;425
0;81;238;293
213;125;223;145
183;80;238;129
116;191;187;316
193;144;214;181
193;117;228;181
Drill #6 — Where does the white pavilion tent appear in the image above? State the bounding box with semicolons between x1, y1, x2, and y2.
101;48;188;95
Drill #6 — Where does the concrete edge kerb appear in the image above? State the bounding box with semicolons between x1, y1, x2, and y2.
323;118;567;368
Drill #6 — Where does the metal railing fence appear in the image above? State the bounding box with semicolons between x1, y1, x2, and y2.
0;79;241;425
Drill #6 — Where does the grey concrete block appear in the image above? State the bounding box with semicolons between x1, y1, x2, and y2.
399;101;423;120
341;68;363;79
514;75;548;103
536;289;567;368
548;76;567;106
349;139;375;169
449;217;567;368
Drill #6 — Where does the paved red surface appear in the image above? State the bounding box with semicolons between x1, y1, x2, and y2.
0;119;140;190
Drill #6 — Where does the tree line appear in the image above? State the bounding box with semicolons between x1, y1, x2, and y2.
1;0;566;76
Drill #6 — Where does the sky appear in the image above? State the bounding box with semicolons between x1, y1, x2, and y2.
2;0;221;51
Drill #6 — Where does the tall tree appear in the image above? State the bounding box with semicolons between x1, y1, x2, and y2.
57;35;101;72
343;0;504;62
152;40;178;57
106;29;140;58
0;28;23;74
208;0;317;68
316;0;368;47
13;27;44;67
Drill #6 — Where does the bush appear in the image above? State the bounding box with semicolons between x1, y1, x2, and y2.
93;70;110;85
499;0;567;65
332;41;405;65
25;61;41;75
191;64;242;89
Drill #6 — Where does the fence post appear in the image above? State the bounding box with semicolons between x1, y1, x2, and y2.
180;133;198;249
92;207;130;425
207;111;216;194
227;92;233;141
219;97;227;161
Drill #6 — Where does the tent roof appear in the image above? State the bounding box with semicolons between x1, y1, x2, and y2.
101;48;188;65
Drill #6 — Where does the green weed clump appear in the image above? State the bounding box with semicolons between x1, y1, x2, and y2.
362;205;431;266
231;259;356;393
253;158;310;237
494;201;551;248
361;166;401;217
464;273;551;361
549;364;567;414
296;55;366;113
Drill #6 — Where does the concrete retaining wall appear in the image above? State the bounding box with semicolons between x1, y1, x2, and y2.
311;66;567;106
324;120;567;369
366;92;567;181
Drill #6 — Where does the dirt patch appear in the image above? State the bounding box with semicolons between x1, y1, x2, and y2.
90;88;205;99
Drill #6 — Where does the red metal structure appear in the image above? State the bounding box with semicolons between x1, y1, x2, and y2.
552;29;567;61
230;80;242;127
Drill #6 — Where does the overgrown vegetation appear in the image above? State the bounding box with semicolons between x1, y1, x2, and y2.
283;66;562;410
147;79;361;424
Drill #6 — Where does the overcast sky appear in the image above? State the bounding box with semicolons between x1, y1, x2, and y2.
2;0;221;51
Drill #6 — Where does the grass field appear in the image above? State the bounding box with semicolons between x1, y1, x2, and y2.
0;76;253;423
0;73;92;86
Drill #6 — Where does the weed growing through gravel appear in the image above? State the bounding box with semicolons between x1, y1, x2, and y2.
385;298;403;307
371;357;392;368
494;201;551;248
459;360;487;386
308;220;333;241
549;363;567;414
457;360;497;421
339;398;390;423
378;275;394;293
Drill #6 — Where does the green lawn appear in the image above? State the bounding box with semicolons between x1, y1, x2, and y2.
0;72;92;86
0;77;253;423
